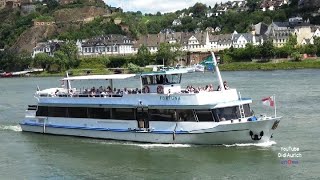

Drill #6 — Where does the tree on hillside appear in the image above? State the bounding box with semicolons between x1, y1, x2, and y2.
156;43;183;66
247;0;260;12
287;34;298;47
281;34;298;57
136;45;152;66
314;37;320;56
60;41;79;67
303;44;317;56
46;0;59;11
33;53;54;71
191;3;207;18
259;40;275;60
53;50;68;71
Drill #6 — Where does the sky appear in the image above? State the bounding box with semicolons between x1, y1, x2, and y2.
105;0;228;14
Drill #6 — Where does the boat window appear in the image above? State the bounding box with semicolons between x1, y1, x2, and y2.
176;109;196;121
112;108;135;120
243;104;252;117
67;107;88;118
36;106;48;116
36;106;140;120
88;108;111;119
214;106;240;121
48;107;67;117
195;110;214;122
142;74;182;85
142;76;157;85
166;74;181;84
149;109;176;121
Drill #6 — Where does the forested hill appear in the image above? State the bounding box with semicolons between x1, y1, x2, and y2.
0;0;319;52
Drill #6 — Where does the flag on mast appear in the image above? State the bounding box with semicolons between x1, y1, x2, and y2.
261;96;275;107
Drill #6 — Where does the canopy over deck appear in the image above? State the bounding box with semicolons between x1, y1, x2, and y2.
140;69;188;77
61;74;136;81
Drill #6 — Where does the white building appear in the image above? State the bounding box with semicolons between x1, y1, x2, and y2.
79;34;134;56
32;40;63;58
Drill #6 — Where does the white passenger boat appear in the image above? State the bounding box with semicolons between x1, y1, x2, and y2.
194;64;205;72
20;52;281;145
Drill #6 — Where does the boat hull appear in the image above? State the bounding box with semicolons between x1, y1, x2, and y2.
20;118;280;145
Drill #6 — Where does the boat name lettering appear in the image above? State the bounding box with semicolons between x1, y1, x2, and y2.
160;96;181;101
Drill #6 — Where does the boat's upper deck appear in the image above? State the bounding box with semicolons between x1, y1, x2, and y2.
37;87;251;109
36;53;251;108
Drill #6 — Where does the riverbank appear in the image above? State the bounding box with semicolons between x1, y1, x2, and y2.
219;59;320;71
20;58;320;77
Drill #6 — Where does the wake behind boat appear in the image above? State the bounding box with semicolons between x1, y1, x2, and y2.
20;52;281;145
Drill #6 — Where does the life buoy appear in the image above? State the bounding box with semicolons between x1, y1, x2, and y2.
143;86;150;93
157;85;164;94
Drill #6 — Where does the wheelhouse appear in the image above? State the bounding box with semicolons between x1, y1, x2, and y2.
140;69;187;94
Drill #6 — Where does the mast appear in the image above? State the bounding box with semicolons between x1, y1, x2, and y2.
211;52;224;91
66;71;72;91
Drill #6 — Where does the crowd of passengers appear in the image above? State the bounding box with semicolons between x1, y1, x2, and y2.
60;81;230;97
81;86;142;96
184;81;229;93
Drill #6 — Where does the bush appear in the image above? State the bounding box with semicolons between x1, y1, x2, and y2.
127;63;143;73
290;51;302;61
79;56;109;69
108;56;136;68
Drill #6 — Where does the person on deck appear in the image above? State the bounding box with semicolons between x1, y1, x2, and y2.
223;81;229;90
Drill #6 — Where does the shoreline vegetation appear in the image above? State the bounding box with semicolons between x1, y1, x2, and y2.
219;59;320;71
28;58;320;77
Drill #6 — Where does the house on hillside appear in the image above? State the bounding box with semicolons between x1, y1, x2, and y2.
21;4;36;14
251;22;268;36
0;0;6;9
216;5;228;16
180;32;208;52
205;10;214;17
33;20;55;26
32;40;63;58
264;19;317;46
160;28;175;34
209;34;233;51
294;25;320;44
206;27;215;33
59;0;74;5
133;34;160;54
80;34;134;56
232;31;252;48
232;0;247;7
289;16;303;24
265;21;292;47
260;0;288;11
172;19;182;26
4;0;21;8
114;18;122;25
109;6;123;14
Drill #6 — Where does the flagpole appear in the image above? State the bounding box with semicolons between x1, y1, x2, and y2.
274;95;276;118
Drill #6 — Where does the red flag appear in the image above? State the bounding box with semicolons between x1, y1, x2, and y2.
262;96;275;107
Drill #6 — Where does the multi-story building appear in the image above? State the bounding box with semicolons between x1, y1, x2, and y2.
79;34;134;56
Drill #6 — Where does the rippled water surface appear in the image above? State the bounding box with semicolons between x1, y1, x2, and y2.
0;69;319;179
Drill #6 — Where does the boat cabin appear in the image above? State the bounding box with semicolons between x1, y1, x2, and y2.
140;69;187;94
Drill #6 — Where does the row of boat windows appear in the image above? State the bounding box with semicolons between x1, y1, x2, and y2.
142;74;181;85
35;105;252;122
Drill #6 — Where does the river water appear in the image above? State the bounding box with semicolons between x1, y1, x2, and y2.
0;70;319;179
